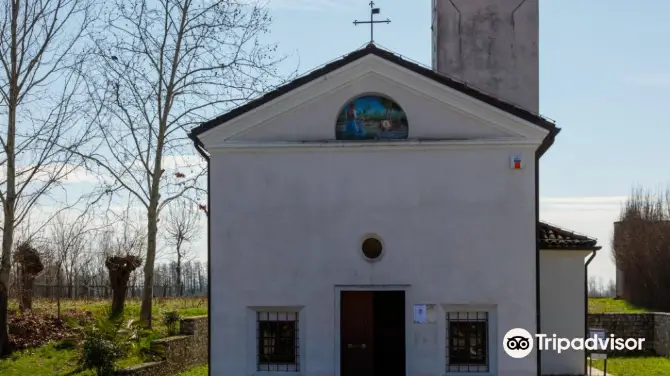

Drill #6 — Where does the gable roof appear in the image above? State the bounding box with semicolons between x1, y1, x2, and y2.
539;222;600;250
190;43;560;150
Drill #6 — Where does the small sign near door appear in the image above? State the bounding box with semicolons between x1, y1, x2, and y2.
413;305;426;323
413;304;437;323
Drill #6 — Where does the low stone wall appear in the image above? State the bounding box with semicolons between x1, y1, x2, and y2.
115;315;208;376
587;313;670;356
654;313;670;357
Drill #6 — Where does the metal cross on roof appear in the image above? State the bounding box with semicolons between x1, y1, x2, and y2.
353;1;391;43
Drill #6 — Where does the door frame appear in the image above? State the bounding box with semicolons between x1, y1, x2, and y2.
334;284;411;376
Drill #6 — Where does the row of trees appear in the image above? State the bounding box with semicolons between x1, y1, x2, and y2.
9;197;204;318
11;258;208;300
587;276;616;298
0;0;292;356
612;187;670;311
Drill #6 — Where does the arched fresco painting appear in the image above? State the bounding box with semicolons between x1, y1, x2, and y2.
335;95;409;140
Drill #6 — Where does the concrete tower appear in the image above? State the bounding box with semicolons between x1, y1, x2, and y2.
432;0;539;113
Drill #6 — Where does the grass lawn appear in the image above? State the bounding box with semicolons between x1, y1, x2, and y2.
8;297;207;333
1;297;208;376
176;365;208;376
588;298;647;313
0;342;94;376
591;356;670;375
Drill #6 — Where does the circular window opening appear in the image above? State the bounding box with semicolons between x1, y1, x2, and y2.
361;237;383;260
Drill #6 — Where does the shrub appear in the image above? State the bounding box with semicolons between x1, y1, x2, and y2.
161;310;181;336
79;308;127;376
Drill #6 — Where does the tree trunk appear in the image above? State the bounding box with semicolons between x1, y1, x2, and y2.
19;269;36;312
111;284;128;319
0;287;11;357
56;266;61;321
140;204;159;327
0;220;13;355
0;0;19;357
176;250;182;297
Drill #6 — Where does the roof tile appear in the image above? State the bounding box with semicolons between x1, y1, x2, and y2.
539;222;599;250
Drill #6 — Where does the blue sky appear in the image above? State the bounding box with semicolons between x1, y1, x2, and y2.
257;0;670;286
264;0;670;195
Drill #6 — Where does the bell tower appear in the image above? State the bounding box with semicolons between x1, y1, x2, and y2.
431;0;539;113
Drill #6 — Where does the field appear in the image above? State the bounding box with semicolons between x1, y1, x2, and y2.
591;357;670;376
588;297;648;313
0;297;208;376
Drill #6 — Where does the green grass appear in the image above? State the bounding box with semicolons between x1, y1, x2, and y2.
0;342;95;376
2;297;208;376
0;342;208;375
176;365;208;376
588;298;648;313
9;297;207;334
591;356;670;375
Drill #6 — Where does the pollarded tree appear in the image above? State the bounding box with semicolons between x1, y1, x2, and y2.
106;255;142;319
13;242;43;312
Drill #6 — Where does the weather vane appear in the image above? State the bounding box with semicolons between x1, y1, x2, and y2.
353;1;391;44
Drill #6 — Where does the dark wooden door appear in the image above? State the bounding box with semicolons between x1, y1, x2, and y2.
373;291;406;376
341;291;374;376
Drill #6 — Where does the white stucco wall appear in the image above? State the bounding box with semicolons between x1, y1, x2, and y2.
540;250;592;375
432;0;539;113
209;145;539;376
209;72;513;143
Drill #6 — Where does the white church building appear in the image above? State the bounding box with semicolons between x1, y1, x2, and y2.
190;1;601;375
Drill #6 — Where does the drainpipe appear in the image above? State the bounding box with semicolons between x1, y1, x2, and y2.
584;248;599;376
187;131;210;376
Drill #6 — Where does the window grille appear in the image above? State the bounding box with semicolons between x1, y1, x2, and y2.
446;311;489;373
257;311;300;372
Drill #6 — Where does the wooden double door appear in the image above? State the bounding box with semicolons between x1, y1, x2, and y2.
340;290;406;376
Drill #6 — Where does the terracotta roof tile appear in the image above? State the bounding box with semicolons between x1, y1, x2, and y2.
539;222;600;250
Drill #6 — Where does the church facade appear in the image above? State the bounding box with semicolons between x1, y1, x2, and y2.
190;2;600;376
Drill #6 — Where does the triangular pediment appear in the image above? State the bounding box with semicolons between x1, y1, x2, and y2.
192;45;557;150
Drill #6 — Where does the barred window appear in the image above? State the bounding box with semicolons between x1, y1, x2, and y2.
446;311;489;373
257;311;300;372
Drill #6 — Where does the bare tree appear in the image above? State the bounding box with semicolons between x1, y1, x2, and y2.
50;211;96;320
163;199;200;296
78;0;291;327
0;0;97;355
106;255;142;319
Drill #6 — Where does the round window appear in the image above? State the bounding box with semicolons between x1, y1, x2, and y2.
361;237;383;260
